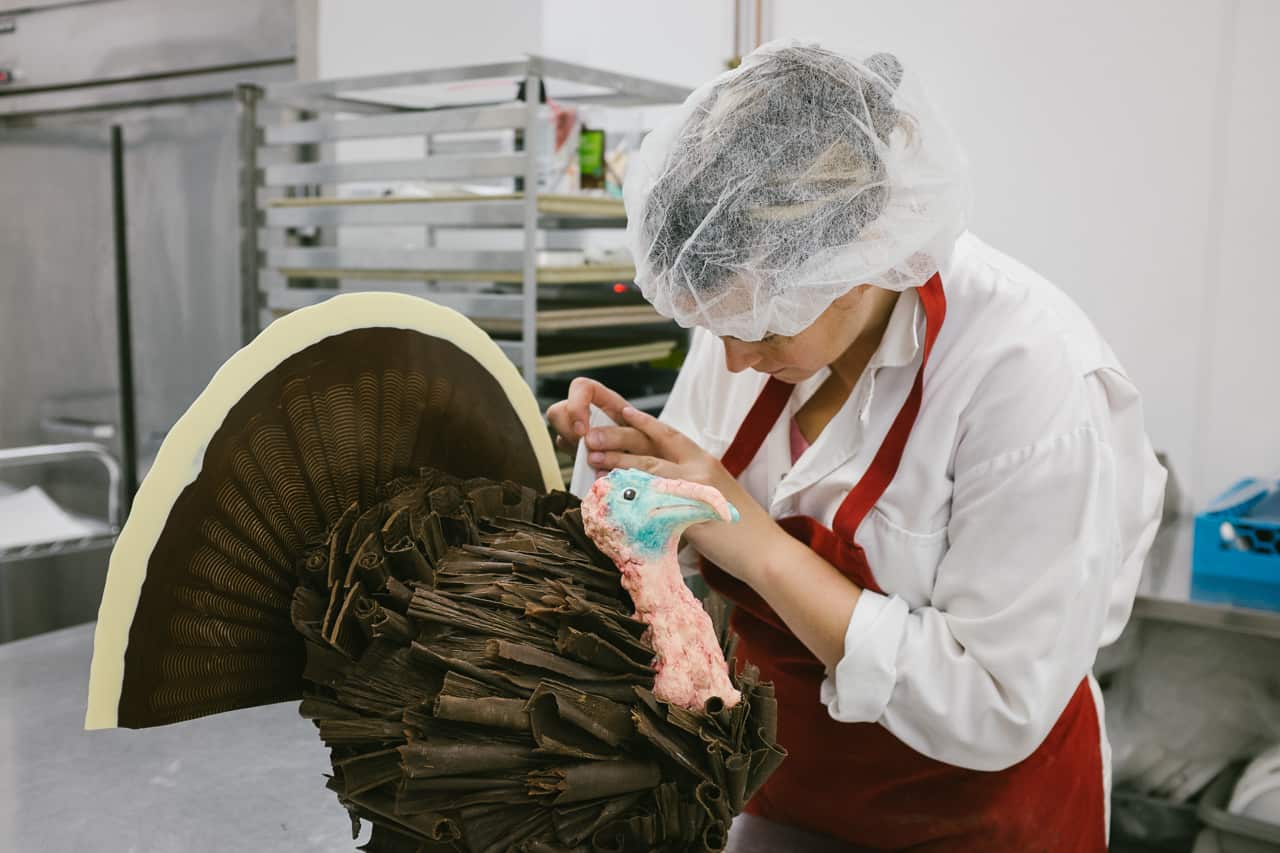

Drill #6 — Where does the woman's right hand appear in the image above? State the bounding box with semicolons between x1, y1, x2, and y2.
544;377;635;455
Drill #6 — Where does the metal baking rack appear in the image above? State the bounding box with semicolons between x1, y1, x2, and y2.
0;443;121;563
238;56;691;400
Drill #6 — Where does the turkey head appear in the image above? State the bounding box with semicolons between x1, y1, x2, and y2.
582;469;742;710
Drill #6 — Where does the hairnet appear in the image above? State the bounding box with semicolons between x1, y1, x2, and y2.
624;40;970;341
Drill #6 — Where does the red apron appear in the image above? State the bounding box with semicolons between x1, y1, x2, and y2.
702;275;1106;851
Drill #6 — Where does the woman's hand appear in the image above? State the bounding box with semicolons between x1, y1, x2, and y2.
586;405;788;586
544;377;634;455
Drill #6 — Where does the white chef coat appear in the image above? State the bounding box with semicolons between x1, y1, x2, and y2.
660;232;1166;774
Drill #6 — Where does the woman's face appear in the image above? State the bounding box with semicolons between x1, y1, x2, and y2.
717;285;897;383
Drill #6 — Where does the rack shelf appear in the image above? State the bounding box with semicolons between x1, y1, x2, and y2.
240;57;690;394
533;340;677;374
271;261;637;285
266;192;626;220
480;304;668;333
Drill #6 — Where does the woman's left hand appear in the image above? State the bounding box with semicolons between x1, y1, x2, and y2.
585;406;786;585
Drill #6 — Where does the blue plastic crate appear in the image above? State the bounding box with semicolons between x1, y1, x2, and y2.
1192;478;1280;612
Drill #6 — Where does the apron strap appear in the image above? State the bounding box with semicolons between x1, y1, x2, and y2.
721;376;795;478
833;273;947;539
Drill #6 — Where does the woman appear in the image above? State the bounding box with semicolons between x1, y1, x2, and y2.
547;42;1165;851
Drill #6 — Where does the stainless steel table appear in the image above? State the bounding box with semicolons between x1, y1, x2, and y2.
1135;517;1280;641
0;623;351;852
0;623;860;853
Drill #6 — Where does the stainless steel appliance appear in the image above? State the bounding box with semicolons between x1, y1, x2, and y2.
0;0;296;642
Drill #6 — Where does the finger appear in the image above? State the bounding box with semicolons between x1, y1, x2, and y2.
566;378;632;436
619;405;696;456
584;425;652;454
545;401;575;443
586;450;671;477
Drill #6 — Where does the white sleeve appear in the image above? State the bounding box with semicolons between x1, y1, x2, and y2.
661;328;719;580
821;359;1163;771
658;327;717;439
1089;368;1167;646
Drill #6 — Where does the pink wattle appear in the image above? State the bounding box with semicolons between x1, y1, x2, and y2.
582;479;741;711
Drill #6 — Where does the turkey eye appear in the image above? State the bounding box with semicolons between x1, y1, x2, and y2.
622;488;637;501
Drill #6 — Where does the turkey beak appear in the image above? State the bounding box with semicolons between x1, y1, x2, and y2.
649;479;740;527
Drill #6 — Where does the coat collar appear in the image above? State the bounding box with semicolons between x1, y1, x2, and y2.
765;288;923;510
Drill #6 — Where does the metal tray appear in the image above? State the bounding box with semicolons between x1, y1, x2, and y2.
266;292;669;332
0;443;121;564
534;340;676;375
266;192;625;220
272;257;636;285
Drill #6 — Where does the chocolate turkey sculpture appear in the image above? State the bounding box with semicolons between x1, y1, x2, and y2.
86;294;783;853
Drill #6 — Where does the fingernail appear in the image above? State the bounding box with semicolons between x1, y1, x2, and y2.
573;420;585;436
587;430;600;448
588;452;604;464
623;406;638;417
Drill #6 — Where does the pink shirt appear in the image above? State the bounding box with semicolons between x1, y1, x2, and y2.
789;416;811;464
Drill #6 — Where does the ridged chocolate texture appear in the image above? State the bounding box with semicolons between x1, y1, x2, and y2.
117;328;545;727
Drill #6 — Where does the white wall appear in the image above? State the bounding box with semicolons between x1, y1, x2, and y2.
310;1;546;252
767;0;1278;504
541;0;732;88
312;0;730;84
1197;0;1280;503
313;0;543;76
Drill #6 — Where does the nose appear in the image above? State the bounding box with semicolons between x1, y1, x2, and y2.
722;338;764;373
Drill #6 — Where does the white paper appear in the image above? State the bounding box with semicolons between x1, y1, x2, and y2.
0;484;109;548
569;404;619;498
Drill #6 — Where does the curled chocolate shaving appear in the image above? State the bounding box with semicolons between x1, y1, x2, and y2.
724;753;749;814
334;748;403;796
701;820;728;853
552;791;645;847
369;607;415;645
328;501;361;586
528;681;634;748
434;695;530;731
555;624;653;676
529;760;662;806
377;577;414;614
399;740;541;780
695;781;730;825
385;536;434;585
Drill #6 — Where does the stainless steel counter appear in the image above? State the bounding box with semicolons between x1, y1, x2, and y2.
1135;517;1280;641
0;623;858;852
0;623;351;852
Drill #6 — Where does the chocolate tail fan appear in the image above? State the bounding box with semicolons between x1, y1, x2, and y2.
86;294;561;730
